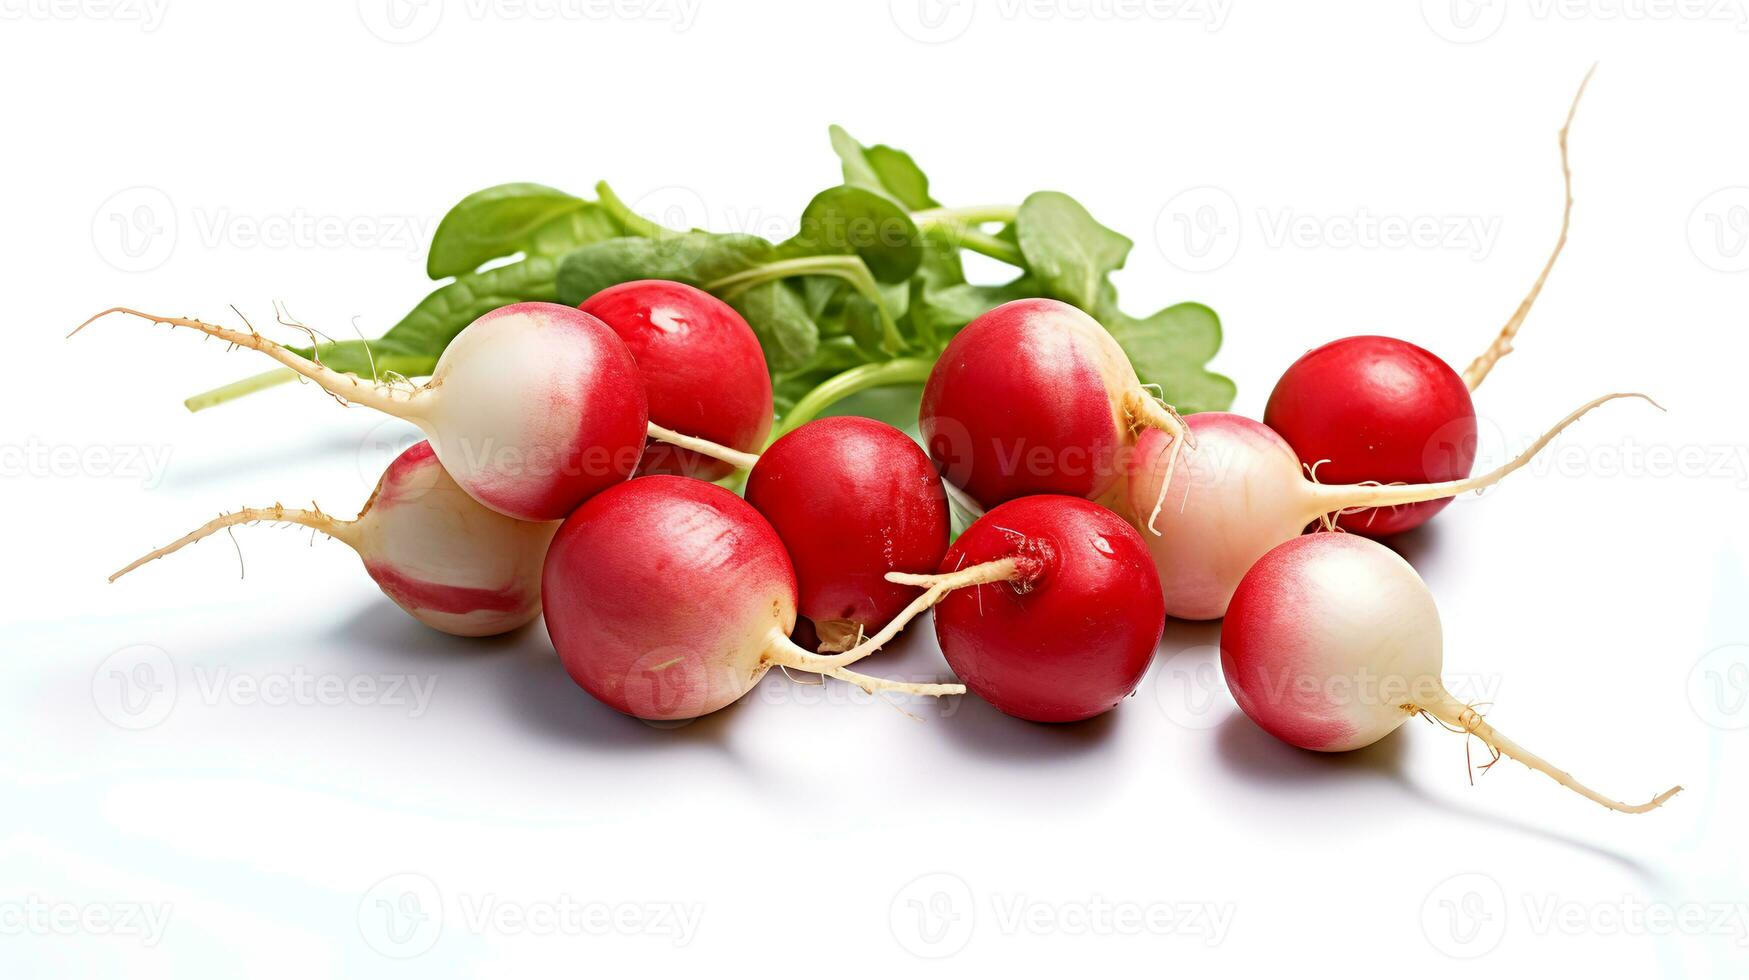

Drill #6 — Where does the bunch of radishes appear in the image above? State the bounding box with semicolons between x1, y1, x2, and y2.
89;68;1681;815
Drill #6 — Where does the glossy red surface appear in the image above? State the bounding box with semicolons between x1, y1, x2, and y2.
745;417;949;641
1264;335;1477;536
932;496;1164;723
581;280;773;481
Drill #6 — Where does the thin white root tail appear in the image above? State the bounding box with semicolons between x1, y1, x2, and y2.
110;504;359;583
72;307;422;419
1124;389;1194;536
644;422;761;471
762;629;966;699
1314;391;1659;515
1462;63;1595;391
1420;690;1680;814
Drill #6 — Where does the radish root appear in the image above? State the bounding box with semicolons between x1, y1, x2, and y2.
1124;388;1195;536
73;307;423;419
110;504;359;583
1311;391;1659;516
1418;687;1680;814
761;630;965;698
1462;64;1595;391
644;421;761;470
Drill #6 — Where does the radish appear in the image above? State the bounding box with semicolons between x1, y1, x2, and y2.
75;303;652;522
919;297;1190;519
541;475;962;721
110;442;557;637
1221;532;1680;814
1127;393;1653;621
886;495;1165;722
743;416;950;651
579;279;774;481
1262;69;1592;537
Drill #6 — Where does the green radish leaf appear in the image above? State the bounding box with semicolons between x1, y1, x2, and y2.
553;233;773;305
1016;191;1132;311
784;185;922;283
725;280;820;371
426;184;619;280
1106;301;1236;414
828;125;940;210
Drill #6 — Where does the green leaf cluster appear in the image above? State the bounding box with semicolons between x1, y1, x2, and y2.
187;129;1234;424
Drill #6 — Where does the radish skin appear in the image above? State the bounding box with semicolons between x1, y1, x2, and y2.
1128;393;1656;620
541;476;961;721
919;298;1189;518
744;417;951;651
580;280;773;481
882;495;1166;723
111;442;557;637
1261;69;1593;536
75;303;651;522
1221;532;1680;814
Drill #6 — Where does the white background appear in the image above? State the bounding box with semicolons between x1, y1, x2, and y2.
3;1;1748;976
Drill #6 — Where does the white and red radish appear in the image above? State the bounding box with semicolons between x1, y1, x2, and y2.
743;416;950;651
76;302;651;522
1221;532;1680;814
541;475;961;721
111;442;557;637
886;495;1165;723
919;298;1189;517
579;279;774;481
1127;393;1651;621
1262;70;1592;537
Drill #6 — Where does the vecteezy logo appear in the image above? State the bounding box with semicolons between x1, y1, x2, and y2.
91;186;177;273
92;644;178;730
358;0;444;43
1153;648;1228;730
1155;186;1241;273
1420;872;1506;958
889;0;976;44
358;873;443;958
1687;187;1749;273
1688;643;1749;730
1421;0;1507;43
888;872;975;958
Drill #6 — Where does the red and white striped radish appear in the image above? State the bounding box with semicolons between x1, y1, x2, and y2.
919;298;1189;517
1127;393;1653;621
1221;532;1680;814
541;476;961;721
111;442;557;637
580;279;774;481
1262;70;1592;537
76;303;652;522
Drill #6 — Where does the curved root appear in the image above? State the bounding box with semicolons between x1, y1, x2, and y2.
1462;64;1594;391
1418;687;1680;814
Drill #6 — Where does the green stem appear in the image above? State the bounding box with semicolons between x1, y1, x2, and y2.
595;180;679;239
774;357;935;439
913;204;1025;267
911;204;1018;228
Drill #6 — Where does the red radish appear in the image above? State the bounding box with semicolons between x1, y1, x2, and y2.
919;298;1190;519
886;495;1165;723
541;476;961;721
110;442;557;637
1221;532;1680;814
744;416;950;651
1127;393;1654;621
75;303;652;522
579;279;773;481
1263;69;1592;537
